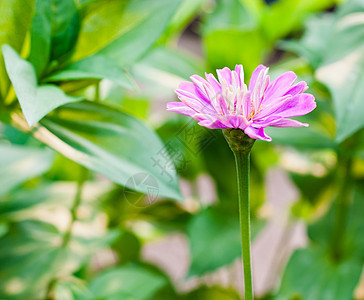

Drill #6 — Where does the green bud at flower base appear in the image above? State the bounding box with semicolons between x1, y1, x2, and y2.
223;128;255;154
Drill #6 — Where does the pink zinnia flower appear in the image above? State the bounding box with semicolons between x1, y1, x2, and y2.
167;65;316;141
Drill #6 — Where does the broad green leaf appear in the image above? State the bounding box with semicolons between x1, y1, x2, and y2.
317;48;364;142
2;45;82;126
74;0;181;66
98;0;181;67
45;55;135;90
266;125;336;149
83;265;166;300
276;247;362;300
0;144;53;197
0;0;34;98
35;101;182;201
187;207;264;277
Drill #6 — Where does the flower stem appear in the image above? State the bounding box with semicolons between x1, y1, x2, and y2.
233;150;254;300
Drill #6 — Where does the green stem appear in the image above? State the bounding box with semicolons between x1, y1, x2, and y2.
331;154;353;261
62;167;88;247
233;150;254;300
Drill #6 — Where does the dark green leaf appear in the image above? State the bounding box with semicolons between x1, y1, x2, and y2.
2;45;82;126
29;0;80;76
187;207;264;277
308;185;364;260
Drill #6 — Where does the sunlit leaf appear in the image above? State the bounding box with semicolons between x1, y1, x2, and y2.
317;48;364;142
2;45;82;126
74;0;181;66
32;101;182;201
0;144;53;197
0;0;34;98
83;264;167;300
0;220;118;300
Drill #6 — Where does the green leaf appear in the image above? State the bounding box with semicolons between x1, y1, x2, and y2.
261;0;337;42
202;0;265;75
266;125;336;149
36;101;182;201
0;220;118;300
2;45;82;126
28;0;52;76
49;0;80;61
45;55;135;90
317;48;364;142
74;0;181;66
0;0;35;98
276;247;362;300
164;0;209;38
187;207;264;277
0;221;74;299
180;286;240;300
308;185;364;260
0;144;54;197
84;264;167;300
29;0;80;76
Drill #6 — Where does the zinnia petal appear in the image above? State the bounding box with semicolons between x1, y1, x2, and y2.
244;126;272;142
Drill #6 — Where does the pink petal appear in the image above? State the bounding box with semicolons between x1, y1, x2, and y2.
264;71;297;100
284;81;308;97
217;67;232;85
167;102;197;116
175;89;215;113
252;116;308;128
249;64;268;91
273;93;316;118
198;118;227;129
177;81;210;104
244;126;272;142
268;118;309;127
205;73;222;94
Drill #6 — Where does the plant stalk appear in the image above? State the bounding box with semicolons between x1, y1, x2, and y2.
223;128;255;300
62;167;88;247
331;154;353;261
233;150;254;300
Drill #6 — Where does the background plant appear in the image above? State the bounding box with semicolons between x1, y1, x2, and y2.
0;0;363;299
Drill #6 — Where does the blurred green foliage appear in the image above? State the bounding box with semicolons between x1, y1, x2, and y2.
0;0;363;299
